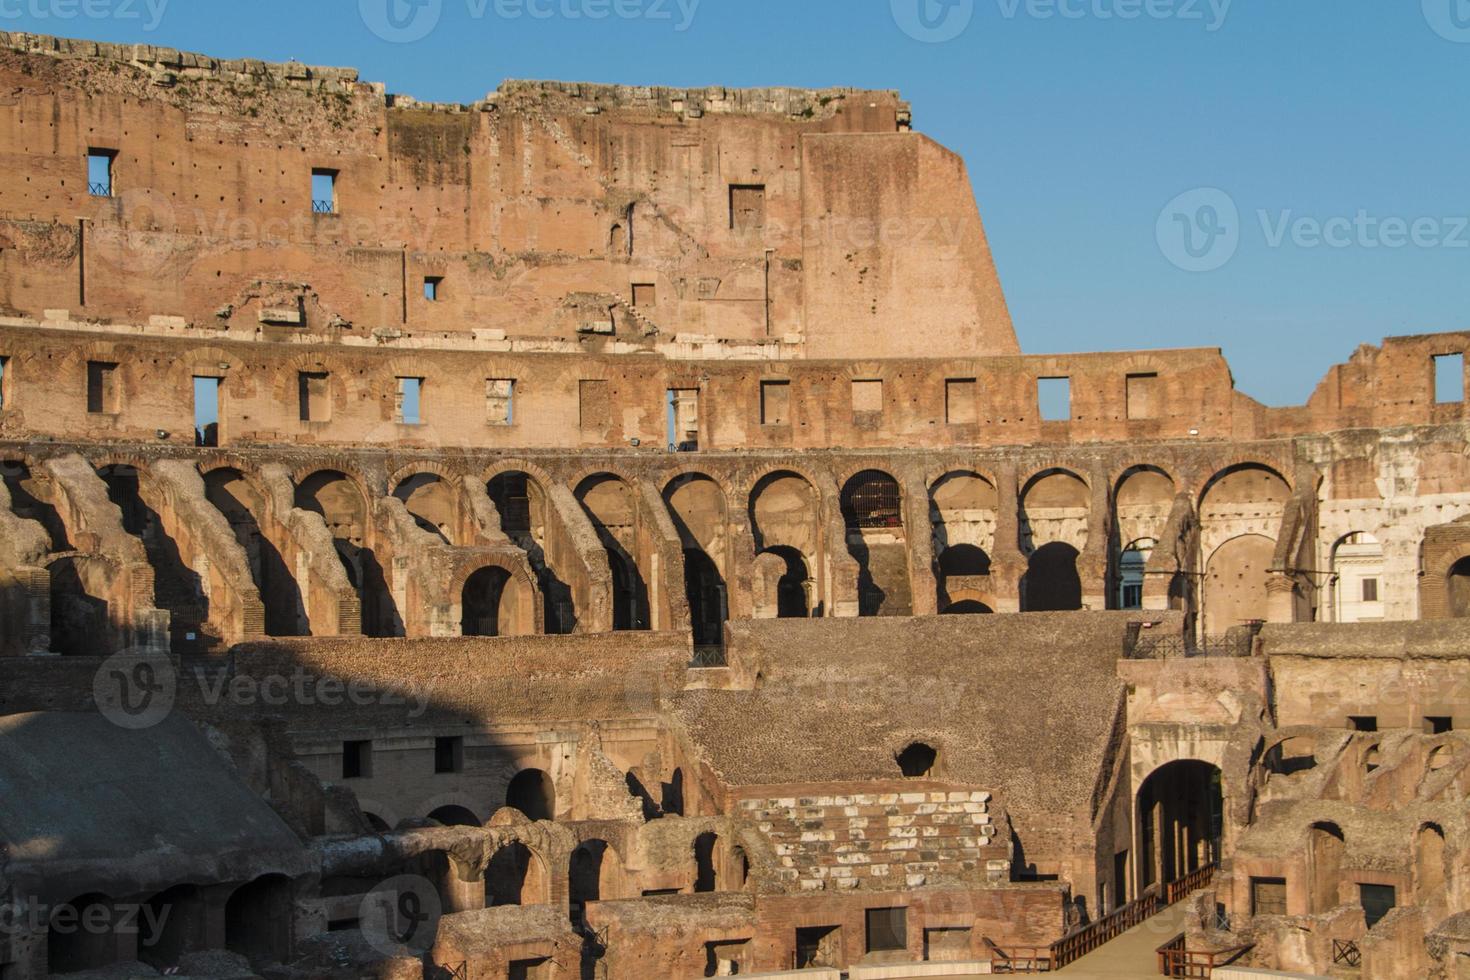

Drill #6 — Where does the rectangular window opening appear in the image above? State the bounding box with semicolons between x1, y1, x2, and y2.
1349;716;1378;733
1435;353;1465;404
434;736;463;775
423;276;442;302
0;355;11;411
1427;716;1453;735
1038;376;1072;422
1251;877;1288;917
1359;884;1396;930
760;379;790;426
865;907;908;954
396;377;423;425
945;378;976;425
1361;577;1379;603
632;282;657;308
667;388;699;452
342;739;372;780
508;958;551;980
87;149;116;197
298;371;330;423
1126;372;1159;420
86;360;118;414
486;378;515;426
730;184;766;232
794;925;842;970
312;168;338;215
923;927;973;963
194;376;221;447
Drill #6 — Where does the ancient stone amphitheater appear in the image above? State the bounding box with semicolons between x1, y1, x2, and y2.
0;29;1468;980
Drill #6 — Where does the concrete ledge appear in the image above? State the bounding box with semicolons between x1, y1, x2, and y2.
849;962;993;978
1213;969;1331;980
744;971;842;980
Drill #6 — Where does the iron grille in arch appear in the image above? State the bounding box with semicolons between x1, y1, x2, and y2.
844;472;902;529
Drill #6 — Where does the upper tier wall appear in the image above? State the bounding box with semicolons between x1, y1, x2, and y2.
0;31;1016;359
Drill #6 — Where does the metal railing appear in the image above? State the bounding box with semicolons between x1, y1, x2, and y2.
88;182;112;197
689;645;725;668
312;198;336;214
1157;934;1254;978
1333;939;1362;967
1126;632;1256;660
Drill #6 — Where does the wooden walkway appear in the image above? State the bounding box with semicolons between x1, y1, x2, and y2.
1053;901;1190;977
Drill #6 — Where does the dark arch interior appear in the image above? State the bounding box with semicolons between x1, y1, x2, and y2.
942;599;994;615
429;804;481;827
506;768;555;822
841;470;903;530
1450;556;1470;618
897;742;938;778
694;832;719;893
224;875;294;967
1023;541;1082;612
1137;761;1222;893
461;565;511;637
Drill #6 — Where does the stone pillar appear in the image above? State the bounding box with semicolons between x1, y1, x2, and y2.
990;463;1024;613
1079;467;1112;611
1266;572;1297;624
903;471;938;617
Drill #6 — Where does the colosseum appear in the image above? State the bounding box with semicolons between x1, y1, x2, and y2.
0;28;1468;980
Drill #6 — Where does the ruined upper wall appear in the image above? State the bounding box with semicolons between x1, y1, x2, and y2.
0;31;1018;359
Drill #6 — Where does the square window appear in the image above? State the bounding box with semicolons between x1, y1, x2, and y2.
1126;372;1159;420
760;379;790;426
1435;353;1464;404
312;168;338;214
1427;716;1453;735
923;927;972;962
795;925;842;969
852;379;883;416
434;736;463;774
396;377;423;425
1038;376;1071;422
632;282;657;307
487;378;515;426
730;184;766;232
1251;877;1288;916
342;740;372;779
508;958;551;980
1349;716;1378;733
86;361;118;414
194;376;221;447
423;276;442;302
298;371;330;423
1359;884;1396;929
865;907;907;954
87;149;116;197
945;378;976;425
1361;577;1379;603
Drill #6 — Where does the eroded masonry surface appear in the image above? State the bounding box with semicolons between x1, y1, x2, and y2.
2;29;1470;980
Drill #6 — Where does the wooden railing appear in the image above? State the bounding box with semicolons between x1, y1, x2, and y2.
1157;934;1254;978
984;862;1220;974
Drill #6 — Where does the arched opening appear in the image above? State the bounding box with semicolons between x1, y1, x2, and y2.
931;471;998;612
205;468;305;636
942;599;994;615
461;565;518;637
1307;822;1345;913
576;474;649;631
694;832;720;893
47;555;112;656
225;874;294;967
486;842;549;906
897;743;938;778
751;471;821;618
841;470;910;617
1136;761;1222;893
1203;535;1275;634
296;470;401;637
48;894;118;975
1416;823;1447;906
393;473;456;545
1023;542;1082;612
662;768;686;817
1117;540;1153;611
1331;532;1384;623
732;846;751;890
570;840;620;920
506;769;555;822
666;475;729;647
363;811;391;832
1449;557;1470;619
99;463;211;651
2;460;69;549
139;884;205;972
488;471;574;633
429;805;481;827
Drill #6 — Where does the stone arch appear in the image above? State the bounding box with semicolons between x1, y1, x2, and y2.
665;473;729;647
486;466;575;634
1136;760;1222;894
392;471;459;545
694;831;720;893
295;469;400;637
1202;534;1275;634
576;473;649;631
458;564;533;637
1449;556;1470;619
506;768;556;822
930;470;997;614
1020;468;1090;562
204;465;305;636
840;469;910;617
139;884;205;972
225;874;294;967
749;469;821;617
569;839;623;912
429;804;482;827
1330;531;1385;623
1307;821;1345;914
486;840;550;907
1415;822;1447;906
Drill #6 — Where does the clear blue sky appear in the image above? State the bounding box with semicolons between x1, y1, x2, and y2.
12;0;1470;406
